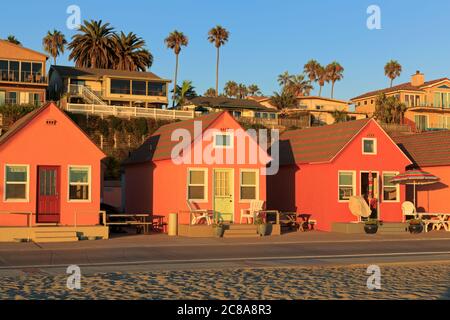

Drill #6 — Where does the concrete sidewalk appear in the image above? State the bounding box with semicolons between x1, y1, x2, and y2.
0;230;449;252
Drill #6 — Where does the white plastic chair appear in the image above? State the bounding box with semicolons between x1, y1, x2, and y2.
187;200;214;225
240;200;264;224
401;201;417;222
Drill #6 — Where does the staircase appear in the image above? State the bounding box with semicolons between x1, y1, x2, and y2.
378;222;409;234
33;230;79;243
69;84;106;105
223;224;259;238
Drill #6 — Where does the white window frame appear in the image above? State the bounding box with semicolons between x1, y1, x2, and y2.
362;138;377;155
3;164;30;203
239;169;259;203
213;132;234;149
338;170;356;203
67;165;92;203
382;171;400;203
187;168;208;203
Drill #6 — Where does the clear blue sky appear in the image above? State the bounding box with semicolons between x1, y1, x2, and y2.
1;0;450;100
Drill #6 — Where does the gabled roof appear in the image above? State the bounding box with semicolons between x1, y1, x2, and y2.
394;131;450;167
124;112;225;165
50;65;170;82
186;96;277;112
296;96;350;104
0;39;48;60
351;78;449;101
279;119;372;165
0;102;105;157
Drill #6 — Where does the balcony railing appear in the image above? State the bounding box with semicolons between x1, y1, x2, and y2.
0;98;42;106
0;70;47;84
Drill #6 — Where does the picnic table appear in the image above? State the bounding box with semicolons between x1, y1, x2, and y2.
262;211;314;232
417;213;450;232
104;214;166;234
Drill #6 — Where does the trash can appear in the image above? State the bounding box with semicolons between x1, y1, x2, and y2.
168;213;178;236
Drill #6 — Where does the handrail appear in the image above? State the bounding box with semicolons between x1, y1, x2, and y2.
69;84;106;105
0;211;34;241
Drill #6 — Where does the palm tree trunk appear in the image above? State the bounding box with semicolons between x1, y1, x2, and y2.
390;78;393;88
319;85;322;97
173;53;179;108
331;81;335;99
54;56;57;66
215;47;220;96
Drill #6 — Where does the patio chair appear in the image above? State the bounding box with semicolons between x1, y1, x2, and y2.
423;218;444;233
186;200;214;225
240;200;264;224
401;201;417;222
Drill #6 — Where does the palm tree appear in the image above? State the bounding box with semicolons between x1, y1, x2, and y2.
384;60;402;87
6;35;21;45
224;81;238;98
316;65;329;97
68;20;115;69
277;71;294;88
270;90;297;111
165;30;188;107
42;30;67;65
325;62;344;99
237;83;248;99
204;88;216;97
331;110;349;123
112;32;152;71
247;84;261;96
208;25;229;96
304;59;321;91
286;74;313;96
172;80;197;106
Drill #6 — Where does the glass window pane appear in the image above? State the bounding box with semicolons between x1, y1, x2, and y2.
339;187;353;201
188;186;204;200
383;187;397;201
132;80;146;95
242;171;256;185
383;174;395;187
111;79;131;94
339;173;353;186
241;186;256;200
215;134;231;147
363;139;375;153
6;166;27;182
5;184;26;199
70;185;89;200
69;168;89;183
148;82;166;96
189;171;204;185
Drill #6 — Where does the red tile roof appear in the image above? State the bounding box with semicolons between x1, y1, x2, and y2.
279;118;371;165
351;78;449;100
124;112;225;164
394;131;450;167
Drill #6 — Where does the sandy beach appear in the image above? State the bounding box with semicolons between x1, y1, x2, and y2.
0;261;449;300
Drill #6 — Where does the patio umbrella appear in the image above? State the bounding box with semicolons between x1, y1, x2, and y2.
390;170;440;207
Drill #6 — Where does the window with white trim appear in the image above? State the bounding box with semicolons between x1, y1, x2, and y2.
338;171;355;201
213;132;233;148
382;173;399;202
362;138;377;155
188;169;207;201
240;170;258;200
69;166;90;201
4;165;28;201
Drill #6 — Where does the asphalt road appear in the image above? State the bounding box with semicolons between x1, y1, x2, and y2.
0;236;449;275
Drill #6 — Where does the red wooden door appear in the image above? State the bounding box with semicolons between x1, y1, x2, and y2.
37;166;61;223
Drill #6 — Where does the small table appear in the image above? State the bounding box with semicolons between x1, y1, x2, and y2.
418;213;450;232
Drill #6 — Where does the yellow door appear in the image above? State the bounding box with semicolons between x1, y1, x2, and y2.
214;169;234;222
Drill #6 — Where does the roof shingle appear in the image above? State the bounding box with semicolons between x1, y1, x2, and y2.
279;119;371;165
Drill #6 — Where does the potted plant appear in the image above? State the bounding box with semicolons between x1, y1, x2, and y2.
255;217;272;236
364;219;379;234
408;219;424;234
213;221;225;238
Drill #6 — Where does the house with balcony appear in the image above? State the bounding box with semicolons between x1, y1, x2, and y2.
351;71;450;132
0;40;48;106
250;95;366;126
48;65;171;110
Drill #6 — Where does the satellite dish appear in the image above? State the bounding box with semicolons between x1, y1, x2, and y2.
348;196;371;218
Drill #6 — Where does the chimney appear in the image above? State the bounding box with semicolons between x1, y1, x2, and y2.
411;70;425;86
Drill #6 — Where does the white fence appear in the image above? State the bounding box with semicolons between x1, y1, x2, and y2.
65;103;195;120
